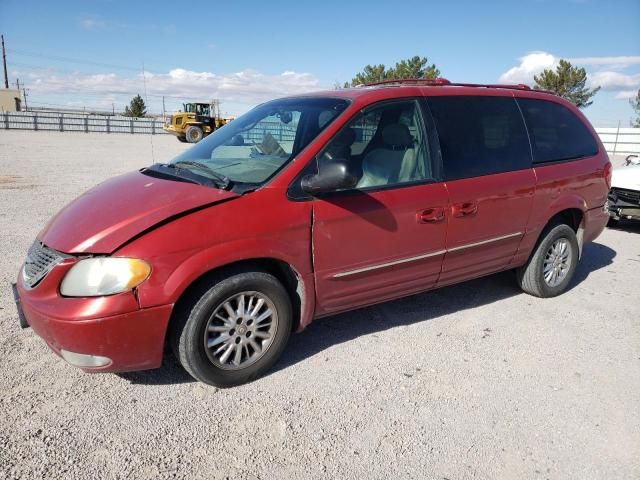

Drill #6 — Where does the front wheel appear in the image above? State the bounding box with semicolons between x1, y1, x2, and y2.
185;125;204;143
171;271;292;387
516;224;579;298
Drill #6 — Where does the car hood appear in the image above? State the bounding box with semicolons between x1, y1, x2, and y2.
612;164;640;191
39;170;238;254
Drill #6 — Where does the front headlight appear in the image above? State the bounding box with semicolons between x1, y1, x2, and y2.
60;258;151;297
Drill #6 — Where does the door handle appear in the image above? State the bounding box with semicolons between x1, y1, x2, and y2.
452;201;478;217
417;207;445;223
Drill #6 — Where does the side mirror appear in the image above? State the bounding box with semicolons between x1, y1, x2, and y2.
301;160;358;195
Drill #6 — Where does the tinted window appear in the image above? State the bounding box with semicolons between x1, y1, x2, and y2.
317;100;434;190
427;96;531;180
517;98;598;164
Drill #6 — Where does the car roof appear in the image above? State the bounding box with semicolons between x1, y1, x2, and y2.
286;78;564;105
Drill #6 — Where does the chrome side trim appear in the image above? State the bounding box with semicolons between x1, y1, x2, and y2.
332;250;447;278
447;231;523;252
331;231;523;278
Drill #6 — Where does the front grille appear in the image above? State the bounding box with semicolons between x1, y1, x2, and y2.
22;241;69;289
610;187;640;206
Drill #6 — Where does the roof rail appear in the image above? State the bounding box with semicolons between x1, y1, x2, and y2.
362;78;535;92
363;77;452;87
447;82;531;91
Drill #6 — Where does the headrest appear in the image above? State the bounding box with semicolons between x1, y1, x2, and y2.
382;124;412;148
334;127;356;146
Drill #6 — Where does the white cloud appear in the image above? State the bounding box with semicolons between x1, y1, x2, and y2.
569;56;640;68
498;52;557;84
615;90;639;100
588;71;640;91
23;67;323;113
499;52;640;100
80;18;105;30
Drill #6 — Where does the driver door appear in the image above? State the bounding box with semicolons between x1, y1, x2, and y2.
310;99;449;315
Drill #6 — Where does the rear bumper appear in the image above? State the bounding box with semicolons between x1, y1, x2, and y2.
18;287;173;373
584;204;610;243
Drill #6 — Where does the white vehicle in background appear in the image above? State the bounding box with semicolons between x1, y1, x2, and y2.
608;155;640;224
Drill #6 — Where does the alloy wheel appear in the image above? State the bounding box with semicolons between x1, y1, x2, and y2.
204;291;278;370
542;238;572;287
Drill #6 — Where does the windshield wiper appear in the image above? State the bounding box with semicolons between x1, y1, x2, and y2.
171;161;232;189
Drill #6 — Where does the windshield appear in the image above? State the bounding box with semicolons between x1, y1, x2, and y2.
169;97;350;187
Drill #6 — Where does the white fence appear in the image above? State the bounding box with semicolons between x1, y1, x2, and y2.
2;111;640;155
594;127;640;156
1;111;167;135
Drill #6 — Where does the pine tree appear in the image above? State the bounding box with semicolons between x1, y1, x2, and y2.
345;56;440;87
533;60;600;108
124;94;147;117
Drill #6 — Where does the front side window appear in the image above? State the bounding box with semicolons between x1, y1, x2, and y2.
427;96;531;180
167;97;349;188
517;98;598;164
317;99;433;190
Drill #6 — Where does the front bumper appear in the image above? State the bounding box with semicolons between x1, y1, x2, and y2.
608;188;640;221
163;125;182;137
15;269;173;373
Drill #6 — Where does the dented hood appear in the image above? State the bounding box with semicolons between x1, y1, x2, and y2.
39;170;238;254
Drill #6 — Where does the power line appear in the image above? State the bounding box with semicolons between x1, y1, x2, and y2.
8;62;206;100
8;48;167;72
27;99;163;116
23;87;206;100
9;60;115;75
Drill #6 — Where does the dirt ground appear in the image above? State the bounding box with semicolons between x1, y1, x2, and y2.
1;131;638;479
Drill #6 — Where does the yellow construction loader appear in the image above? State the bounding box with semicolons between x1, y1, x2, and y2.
163;102;228;143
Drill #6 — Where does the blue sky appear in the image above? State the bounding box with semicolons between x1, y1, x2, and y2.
1;0;639;125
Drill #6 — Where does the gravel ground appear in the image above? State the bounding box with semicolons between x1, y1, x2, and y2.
0;130;639;480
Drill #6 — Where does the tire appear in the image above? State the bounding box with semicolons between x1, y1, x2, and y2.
185;125;204;143
177;136;188;143
171;271;292;387
607;217;619;228
516;224;579;298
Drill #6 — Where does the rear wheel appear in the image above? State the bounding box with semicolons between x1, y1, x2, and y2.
185;125;204;143
171;271;292;387
516;224;579;298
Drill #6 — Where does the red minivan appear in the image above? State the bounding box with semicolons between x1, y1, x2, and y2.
13;79;611;387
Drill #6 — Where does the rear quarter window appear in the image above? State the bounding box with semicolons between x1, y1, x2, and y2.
517;98;598;164
426;96;531;181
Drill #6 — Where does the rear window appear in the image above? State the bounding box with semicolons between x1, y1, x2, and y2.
517;98;598;164
427;96;531;180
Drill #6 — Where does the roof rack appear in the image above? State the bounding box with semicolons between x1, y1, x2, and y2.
364;77;452;87
363;77;534;92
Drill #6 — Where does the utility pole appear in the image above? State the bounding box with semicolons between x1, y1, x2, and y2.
22;88;28;110
2;35;9;88
162;96;166;121
16;78;20;91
